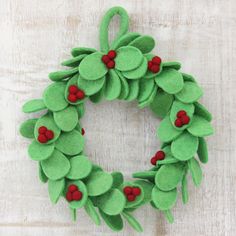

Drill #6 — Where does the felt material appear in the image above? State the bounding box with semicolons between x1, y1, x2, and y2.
157;116;182;143
134;180;154;205
137;78;155;102
71;47;96;57
66;155;92;180
77;75;105;96
55;130;84;155
84;198;101;225
197;137;208;163
77;103;85;118
121;211;143;232
182;73;196;82
41;149;70;180
181;171;188;204
48;178;65;204
144;54;162;79
150;90;174;119
194;102;212;122
111;172;124;188
155;163;185;191
117;72;129;99
187;115;214;137
163;210;174;224
138;86;157;109
61;54;87;67
125;79;139;101
128;35;155;54
104;70;121;100
157;156;179;165
188;158;202;187
162;62;181;71
38;163;48;183
89;86;104;103
49;68;78;81
151;186;177;210
28;140;54;161
175;81;203;103
115;46;143;71
132;171;156;181
20;118;37;138
71;209;77;221
85;171;113;196
171;131;199;161
22;99;46;113
79;52;108;80
92;164;103;172
96;189;126;215
155;69;184;94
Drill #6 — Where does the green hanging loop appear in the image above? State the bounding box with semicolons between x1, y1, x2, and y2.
99;6;129;52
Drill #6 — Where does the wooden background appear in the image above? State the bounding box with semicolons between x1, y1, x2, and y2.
0;0;235;235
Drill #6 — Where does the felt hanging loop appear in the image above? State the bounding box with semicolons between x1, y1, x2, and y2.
99;6;129;52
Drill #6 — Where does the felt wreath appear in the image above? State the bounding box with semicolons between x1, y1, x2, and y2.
20;6;214;232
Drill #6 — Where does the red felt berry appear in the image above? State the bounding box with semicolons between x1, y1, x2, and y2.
177;110;187;118
107;50;116;59
81;128;85;135
45;130;54;140
127;194;136;202
38;126;47;134
132;187;141;196
38;134;48;143
106;60;115;69
102;55;110;64
68;184;78;193
68;94;77;103
181;115;190;125
72;190;83;201
123;186;133;195
66;191;73;202
148;61;153;70
152;56;162;65
175;118;183;127
76;90;85;100
69;85;78;94
155;150;165;160
151;65;160;73
150;156;158;166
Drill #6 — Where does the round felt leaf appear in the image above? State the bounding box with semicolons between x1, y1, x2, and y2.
85;171;113;196
79;52;108;80
41;149;70;180
121;211;143;232
48;178;65;204
20;119;37;138
111;172;124;188
175;81;203;103
138;86;157;108
194;102;212;122
155;163;185;191
115;46;143;71
61;54;87;67
84;198;101;225
104;70;121;100
22;99;46;113
55;130;84;155
117;72;129;99
128;35;155;54
53;106;78;132
71;47;96;57
162;61;181;70
171;131;199;161
151;186;177;210
66;155;92;180
137;78;155;102
43;82;68;111
187;115;214;137
28;140;54;161
188;158;202;187
155;69;184;94
49;68;78;81
197;137;208;163
125;79;139;101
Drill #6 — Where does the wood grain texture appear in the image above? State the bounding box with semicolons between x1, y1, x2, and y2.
0;0;235;235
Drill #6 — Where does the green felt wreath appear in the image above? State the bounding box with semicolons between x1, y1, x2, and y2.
20;7;214;233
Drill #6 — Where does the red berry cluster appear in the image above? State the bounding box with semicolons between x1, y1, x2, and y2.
37;126;54;143
123;186;141;202
148;56;162;73
150;150;165;166
101;50;117;69
67;85;85;103
66;184;83;202
175;110;190;127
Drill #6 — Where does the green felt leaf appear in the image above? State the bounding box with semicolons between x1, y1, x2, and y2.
175;81;203;103
85;171;113;196
157;146;179;165
41;149;70;180
104;70;121;100
187;115;214;137
84;198;101;225
121;211;143;232
137;78;155;102
163;210;174;223
77;75;105;96
28;140;54;161
134;180;154;205
181;171;188;204
55;130;84;155
66;155;92;180
150;90;174;118
157;116;182;143
34;113;61;144
117;72;129;99
20;119;37;138
194;102;212;122
89;86;104;103
171;131;199;161
144;54;163;79
128;35;155;54
38;163;48;183
71;47;96;57
111;172;124;188
99;210;123;232
152;186;177;210
155;69;184;94
182;73;196;82
79;52;108;80
162;62;181;70
77;103;85;118
61;54;87;67
43;82;68;111
138;85;157;108
48;178;65;204
132;171;156;181
197;137;208;163
188;158;202;186
125;79;139;101
22;99;46;113
155;163;185;191
115;46;143;71
70;209;77;221
49;68;78;81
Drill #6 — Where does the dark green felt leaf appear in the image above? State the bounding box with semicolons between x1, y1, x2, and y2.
194;102;212;122
77;103;85;118
121;211;143;232
20;119;37;138
111;172;124;188
22;99;46;113
182;73;196;82
162;62;181;70
84;198;101;225
181;171;188;204
48;178;65;204
188;158;202;186
197;137;208;163
138;85;157;108
163;210;174;223
38;163;48;183
104;70;121;100
125;79;139;101
49;68;78;81
128;35;155;54
61;54;87;67
137;78;155;102
117;72;129;100
71;47;96;57
89;86;104;103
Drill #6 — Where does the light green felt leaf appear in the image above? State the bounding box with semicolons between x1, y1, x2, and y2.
55;130;84;155
115;46;143;71
138;85;157;108
188;158;202;186
134;180;154;205
38;163;48;183
197;137;208;163
22;99;46;113
155;69;184;94
132;171;156;181
137;78;155;102
79;52;108;80
181;171;188;204
77;75;105;96
152;186;177;210
85;171;113;196
163;210;174;224
187;115;214;137
71;47;96;57
162;62;181;70
66;155;92;180
111;172;124;188
194;102;212;122
171;131;199;161
125;79;139;101
155;163;185;191
128;35;155;54
70;209;77;221
28;140;54;161
144;54;163;79
41;149;70;180
48;178;65;204
104;70;121;100
20;119;37;138
49;68;78;81
121;211;143;232
84;198;101;225
61;54;87;67
117;72;129;99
